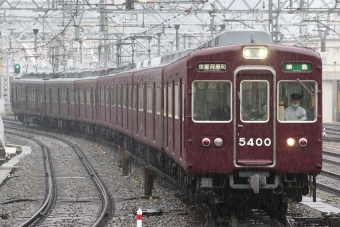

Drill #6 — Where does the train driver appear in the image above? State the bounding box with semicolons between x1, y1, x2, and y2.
284;94;307;121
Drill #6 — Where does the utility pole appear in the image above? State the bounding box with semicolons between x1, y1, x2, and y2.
175;24;180;51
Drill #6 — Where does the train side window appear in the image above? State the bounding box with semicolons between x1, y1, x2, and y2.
86;89;91;105
75;89;78;104
52;89;58;103
117;86;121;107
168;84;173;117
111;87;115;106
278;81;317;122
132;86;136;110
40;89;44;103
46;88;50;103
139;85;144;111
106;87;110;106
128;86;132;109
156;85;161;115
241;81;269;122
175;82;179;119
147;85;153;113
92;88;95;106
101;87;105;105
123;86;127;108
12;88;16;102
80;89;84;104
192;81;231;122
33;88;36;102
61;89;67;104
69;89;74;104
164;86;167;116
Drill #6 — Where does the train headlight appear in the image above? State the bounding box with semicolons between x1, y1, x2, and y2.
214;138;223;147
286;138;295;147
202;138;211;147
243;47;267;59
299;138;308;147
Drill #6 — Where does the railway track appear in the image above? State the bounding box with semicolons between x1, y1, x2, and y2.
2;116;209;226
4;125;111;226
3;117;340;226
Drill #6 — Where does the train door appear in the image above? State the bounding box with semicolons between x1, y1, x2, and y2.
234;67;276;167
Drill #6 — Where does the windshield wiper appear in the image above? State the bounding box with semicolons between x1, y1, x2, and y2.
297;79;314;96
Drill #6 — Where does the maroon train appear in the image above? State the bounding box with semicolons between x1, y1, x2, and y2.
11;30;323;215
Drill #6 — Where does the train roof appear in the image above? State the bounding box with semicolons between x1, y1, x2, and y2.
45;78;83;82
216;29;273;45
12;78;46;82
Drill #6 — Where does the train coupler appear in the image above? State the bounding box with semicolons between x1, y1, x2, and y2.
249;174;266;193
230;171;279;193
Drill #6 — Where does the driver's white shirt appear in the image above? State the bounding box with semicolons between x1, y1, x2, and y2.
284;105;306;120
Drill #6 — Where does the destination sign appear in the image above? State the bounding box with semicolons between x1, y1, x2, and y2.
282;62;312;72
197;63;227;72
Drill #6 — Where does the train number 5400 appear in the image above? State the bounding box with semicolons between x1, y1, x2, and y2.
239;138;271;146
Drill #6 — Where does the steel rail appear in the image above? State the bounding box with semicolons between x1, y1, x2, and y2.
5;125;111;227
5;131;56;227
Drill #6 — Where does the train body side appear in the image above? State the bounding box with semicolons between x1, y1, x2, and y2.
45;78;78;120
132;67;164;150
11;79;46;124
74;77;98;124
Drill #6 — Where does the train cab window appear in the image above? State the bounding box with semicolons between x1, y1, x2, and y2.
241;81;269;122
192;81;231;122
278;81;317;122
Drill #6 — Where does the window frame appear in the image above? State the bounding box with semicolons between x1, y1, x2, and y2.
277;80;318;123
240;80;269;123
192;80;232;123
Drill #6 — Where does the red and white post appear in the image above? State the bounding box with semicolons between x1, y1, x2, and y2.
137;208;142;227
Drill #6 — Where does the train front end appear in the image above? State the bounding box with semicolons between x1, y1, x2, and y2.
184;39;322;212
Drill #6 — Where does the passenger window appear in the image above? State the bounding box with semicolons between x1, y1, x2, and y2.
192;81;231;122
241;81;268;122
278;81;317;122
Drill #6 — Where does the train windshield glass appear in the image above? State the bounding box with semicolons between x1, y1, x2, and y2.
192;81;231;122
241;81;269;122
278;81;317;122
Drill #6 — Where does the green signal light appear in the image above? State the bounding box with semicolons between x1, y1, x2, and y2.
14;64;21;74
